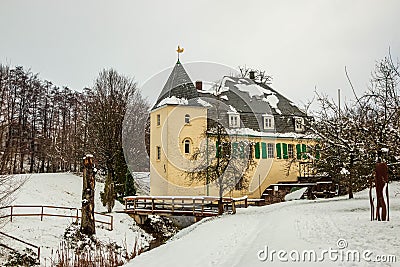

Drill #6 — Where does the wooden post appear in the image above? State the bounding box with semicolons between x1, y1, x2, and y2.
41;206;44;221
201;198;204;215
10;206;13;222
110;215;113;231
81;154;96;235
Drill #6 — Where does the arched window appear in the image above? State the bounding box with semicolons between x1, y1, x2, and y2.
184;139;190;154
185;114;190;124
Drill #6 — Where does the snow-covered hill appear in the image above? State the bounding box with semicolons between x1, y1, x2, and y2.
126;182;400;267
0;173;152;264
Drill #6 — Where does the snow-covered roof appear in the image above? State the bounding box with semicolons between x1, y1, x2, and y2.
157;96;189;107
152;61;310;134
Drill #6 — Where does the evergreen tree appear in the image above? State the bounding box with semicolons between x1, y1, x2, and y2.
100;173;115;213
124;171;136;197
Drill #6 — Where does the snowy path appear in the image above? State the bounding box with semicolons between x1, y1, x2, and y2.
127;183;400;267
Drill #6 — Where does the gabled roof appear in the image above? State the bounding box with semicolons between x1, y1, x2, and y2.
152;62;199;110
197;77;308;133
151;61;310;134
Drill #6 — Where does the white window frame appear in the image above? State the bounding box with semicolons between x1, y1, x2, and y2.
294;117;305;132
267;143;274;158
288;144;294;158
228;113;240;128
263;115;274;130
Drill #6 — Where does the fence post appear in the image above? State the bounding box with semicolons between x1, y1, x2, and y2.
76;209;79;223
37;247;40;262
41;206;44;221
10;206;13;222
110;215;113;231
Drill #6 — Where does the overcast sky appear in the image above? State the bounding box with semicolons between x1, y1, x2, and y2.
1;0;399;108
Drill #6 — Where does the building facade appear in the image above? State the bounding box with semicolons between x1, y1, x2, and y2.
149;60;315;198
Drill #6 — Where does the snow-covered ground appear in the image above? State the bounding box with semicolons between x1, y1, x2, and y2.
0;173;152;264
127;182;400;267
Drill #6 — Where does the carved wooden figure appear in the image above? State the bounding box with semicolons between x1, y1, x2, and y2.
374;159;388;221
81;154;96;235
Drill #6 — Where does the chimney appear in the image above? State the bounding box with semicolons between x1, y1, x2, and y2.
249;71;255;80
195;81;202;90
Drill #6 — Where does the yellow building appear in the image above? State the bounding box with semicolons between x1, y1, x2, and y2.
150;60;315;199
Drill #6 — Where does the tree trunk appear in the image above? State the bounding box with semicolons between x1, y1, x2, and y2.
81;154;96;235
218;197;224;215
348;186;353;199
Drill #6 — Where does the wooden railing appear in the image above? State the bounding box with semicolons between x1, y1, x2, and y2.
0;205;113;231
0;231;40;263
124;196;236;217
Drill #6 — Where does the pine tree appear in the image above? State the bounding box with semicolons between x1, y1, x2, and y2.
124;171;136;197
100;173;115;213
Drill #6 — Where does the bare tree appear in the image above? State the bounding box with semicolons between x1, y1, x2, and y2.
310;53;400;198
238;65;273;85
88;69;137;211
186;97;255;214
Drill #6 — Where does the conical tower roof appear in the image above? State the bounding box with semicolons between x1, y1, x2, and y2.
152;62;198;109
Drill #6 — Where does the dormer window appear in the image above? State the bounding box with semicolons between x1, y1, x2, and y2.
263;115;274;130
228;113;240;128
294;117;305;132
185;114;190;124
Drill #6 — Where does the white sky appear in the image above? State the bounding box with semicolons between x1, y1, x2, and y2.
1;0;399;108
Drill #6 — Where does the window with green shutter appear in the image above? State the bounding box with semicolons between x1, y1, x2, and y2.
255;142;260;159
296;144;302;159
316;144;321;160
232;142;238;158
239;143;245;158
302;144;307;159
282;143;288;159
276;143;282;159
261;142;267;159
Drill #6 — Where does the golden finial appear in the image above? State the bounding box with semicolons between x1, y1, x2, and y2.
176;45;184;63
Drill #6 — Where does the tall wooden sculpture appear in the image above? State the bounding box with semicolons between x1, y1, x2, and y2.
81;154;96;235
374;158;388;221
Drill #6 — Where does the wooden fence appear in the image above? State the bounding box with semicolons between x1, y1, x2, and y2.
124;196;237;217
0;205;113;231
0;231;40;263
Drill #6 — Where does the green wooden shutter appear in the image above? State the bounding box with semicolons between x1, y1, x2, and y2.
283;143;288;159
261;142;267;159
232;142;238;158
296;144;302;159
276;143;282;159
255;142;260;159
302;144;307;159
316;144;320;160
239;143;245;158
